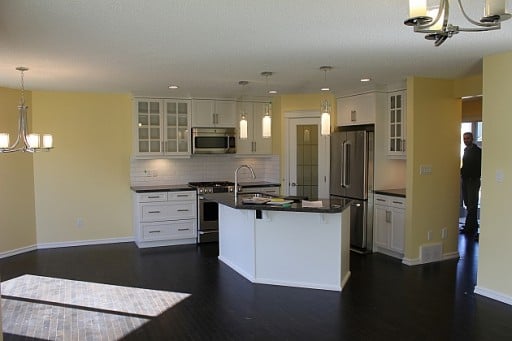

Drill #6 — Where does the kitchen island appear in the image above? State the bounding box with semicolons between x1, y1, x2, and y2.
205;193;352;291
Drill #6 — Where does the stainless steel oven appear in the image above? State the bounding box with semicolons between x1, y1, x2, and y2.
191;127;236;154
189;181;235;243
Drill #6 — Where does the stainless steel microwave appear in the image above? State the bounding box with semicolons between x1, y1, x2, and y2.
192;127;236;154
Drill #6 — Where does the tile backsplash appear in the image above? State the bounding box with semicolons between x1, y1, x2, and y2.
131;155;280;186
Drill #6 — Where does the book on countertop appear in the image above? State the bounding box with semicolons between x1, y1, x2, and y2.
301;200;323;208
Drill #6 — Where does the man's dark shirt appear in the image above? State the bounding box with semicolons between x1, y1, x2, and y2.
461;143;482;178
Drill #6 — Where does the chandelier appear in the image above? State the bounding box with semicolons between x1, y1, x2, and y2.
404;0;511;46
1;67;53;153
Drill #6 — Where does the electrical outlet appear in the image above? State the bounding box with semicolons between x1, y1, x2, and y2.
420;164;433;175
427;230;432;241
76;218;84;228
144;169;152;177
441;228;447;239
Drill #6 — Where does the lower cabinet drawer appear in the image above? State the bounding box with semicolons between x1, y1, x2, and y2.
141;220;196;241
141;202;196;222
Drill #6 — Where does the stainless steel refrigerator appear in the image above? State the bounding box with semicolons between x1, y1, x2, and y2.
330;125;374;253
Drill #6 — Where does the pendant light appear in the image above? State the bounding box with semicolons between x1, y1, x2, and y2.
238;81;249;140
260;71;274;139
319;66;332;136
321;100;331;136
1;67;54;153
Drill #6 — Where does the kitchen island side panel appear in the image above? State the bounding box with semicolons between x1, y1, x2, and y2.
218;205;256;281
254;211;344;291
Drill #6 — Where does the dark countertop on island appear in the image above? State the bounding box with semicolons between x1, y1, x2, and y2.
130;184;195;193
374;188;406;198
204;192;351;213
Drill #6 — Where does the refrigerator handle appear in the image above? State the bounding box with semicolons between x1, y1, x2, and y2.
341;141;346;188
343;141;351;188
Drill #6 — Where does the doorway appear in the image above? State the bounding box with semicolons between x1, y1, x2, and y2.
284;113;329;199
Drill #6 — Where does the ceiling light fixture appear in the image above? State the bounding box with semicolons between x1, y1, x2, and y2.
260;71;273;139
404;0;511;46
321;100;331;136
168;85;179;89
320;66;332;91
238;80;249;140
361;77;372;82
1;67;54;153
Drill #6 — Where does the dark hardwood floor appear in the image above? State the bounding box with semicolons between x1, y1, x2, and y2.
1;234;511;340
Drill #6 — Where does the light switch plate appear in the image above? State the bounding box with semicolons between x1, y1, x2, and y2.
420;164;432;175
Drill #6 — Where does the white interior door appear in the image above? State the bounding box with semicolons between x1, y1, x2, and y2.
287;117;329;199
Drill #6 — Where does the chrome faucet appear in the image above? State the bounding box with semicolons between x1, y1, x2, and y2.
234;164;256;204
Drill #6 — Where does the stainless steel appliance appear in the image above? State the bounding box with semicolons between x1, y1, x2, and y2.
188;181;235;243
191;127;236;154
330;125;374;253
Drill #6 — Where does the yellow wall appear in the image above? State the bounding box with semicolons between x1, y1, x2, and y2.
32;91;133;245
0;87;38;253
477;51;512;298
454;74;482;98
404;77;460;262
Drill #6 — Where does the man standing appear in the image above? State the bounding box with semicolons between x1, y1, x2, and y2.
461;132;482;238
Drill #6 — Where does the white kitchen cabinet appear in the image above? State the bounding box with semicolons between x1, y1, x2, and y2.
133;190;197;248
373;194;405;258
236;101;272;155
134;98;191;157
336;92;385;126
239;186;280;196
191;99;236;127
387;90;407;159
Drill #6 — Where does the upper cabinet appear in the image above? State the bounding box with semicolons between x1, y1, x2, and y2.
387;90;406;159
134;98;191;157
236;101;272;155
337;92;385;126
191;99;236;127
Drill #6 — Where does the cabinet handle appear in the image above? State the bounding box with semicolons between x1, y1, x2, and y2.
148;230;161;234
392;201;403;205
177;209;189;212
148;210;161;214
148;196;160;199
177;194;189;197
385;210;392;223
351;110;357;122
178;228;190;231
376;198;386;202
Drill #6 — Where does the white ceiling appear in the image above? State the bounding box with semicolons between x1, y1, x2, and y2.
1;0;511;99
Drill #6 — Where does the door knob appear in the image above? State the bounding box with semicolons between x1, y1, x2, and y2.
291;182;297;187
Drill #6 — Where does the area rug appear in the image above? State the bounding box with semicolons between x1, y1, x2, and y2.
1;274;190;340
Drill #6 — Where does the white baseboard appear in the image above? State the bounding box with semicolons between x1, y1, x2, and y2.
475;286;512;306
0;244;37;259
36;236;134;250
402;251;460;266
218;255;256;282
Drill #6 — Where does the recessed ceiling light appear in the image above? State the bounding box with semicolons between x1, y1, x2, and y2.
268;90;277;94
360;77;372;82
168;85;179;89
321;87;330;91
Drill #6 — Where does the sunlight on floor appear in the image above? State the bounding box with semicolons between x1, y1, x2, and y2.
1;274;191;340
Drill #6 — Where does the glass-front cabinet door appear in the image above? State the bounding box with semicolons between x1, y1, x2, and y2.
165;100;190;154
387;90;406;159
136;99;162;155
134;98;191;157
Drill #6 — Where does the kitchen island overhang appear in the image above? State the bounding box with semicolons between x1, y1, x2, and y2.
206;193;352;292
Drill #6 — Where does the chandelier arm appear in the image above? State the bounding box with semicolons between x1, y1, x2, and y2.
457;0;500;28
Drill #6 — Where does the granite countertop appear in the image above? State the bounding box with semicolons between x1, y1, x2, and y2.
204;192;351;213
130;184;195;193
238;181;281;188
374;188;406;198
